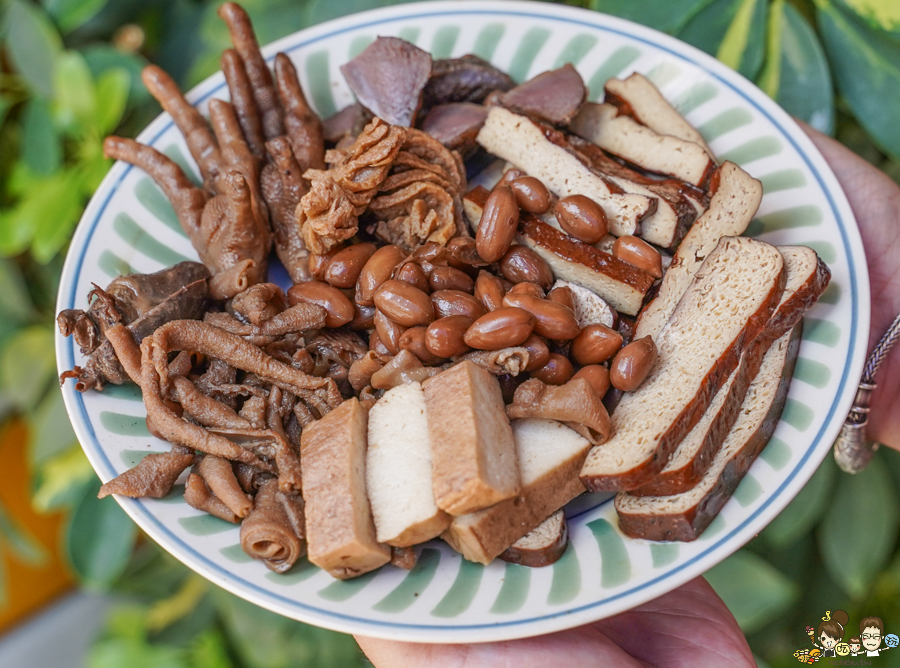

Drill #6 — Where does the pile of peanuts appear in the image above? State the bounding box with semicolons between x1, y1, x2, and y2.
286;170;664;401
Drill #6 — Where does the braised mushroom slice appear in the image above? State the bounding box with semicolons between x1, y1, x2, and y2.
340;37;432;127
370;349;441;389
420;54;515;114
497;63;587;126
420;103;489;155
322;102;372;144
506;377;611;445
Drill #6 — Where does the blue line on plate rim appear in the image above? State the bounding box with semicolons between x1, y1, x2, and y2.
59;5;861;633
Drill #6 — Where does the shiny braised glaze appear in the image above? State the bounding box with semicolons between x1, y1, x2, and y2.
67;14;708;582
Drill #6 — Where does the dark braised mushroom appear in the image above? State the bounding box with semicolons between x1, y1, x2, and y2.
420;55;515;115
322;102;372;144
497;63;587;126
420;103;489;155
340;37;432;127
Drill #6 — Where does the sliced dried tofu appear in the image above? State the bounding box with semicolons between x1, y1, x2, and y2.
366;381;451;546
615;324;802;541
443;418;590;564
301;398;390;579
579;236;786;492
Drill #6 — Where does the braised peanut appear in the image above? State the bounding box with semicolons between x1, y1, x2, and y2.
554;195;608;244
610;336;658;391
356;244;405;305
573;365;610;398
475;270;506;311
520;333;550;372
374;280;435;327
287;281;354;328
463;307;535;350
531;353;574;385
499;167;525;186
429;265;475;293
570;324;623;365
546;286;576;313
425;315;473;358
369;330;392;357
612;235;663;279
394;261;430;293
374;309;406;355
349;302;376;330
400;326;443;365
506;282;544;299
446;237;483;272
309;244;345;281
431;289;487;320
323;242;376;289
499;245;553;290
476;185;519;263
501;293;580;340
410;241;447;265
509;176;551;214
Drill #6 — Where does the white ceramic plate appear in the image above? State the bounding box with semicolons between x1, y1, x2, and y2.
56;0;869;643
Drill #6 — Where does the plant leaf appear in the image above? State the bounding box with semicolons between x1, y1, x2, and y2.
757;0;784;98
716;0;768;79
762;455;836;549
588;0;715;34
837;0;900;33
53;50;97;135
43;0;109;33
818;454;900;598
772;3;835;133
817;0;900;158
0;257;36;323
213;588;368;668
28;384;78;467
678;0;769;78
0;325;56;412
705;549;799;634
189;629;235;668
32;445;95;512
30;169;84;263
82;45;151;107
87;638;188;668
94;68;130;134
21;98;62;176
0;498;50;566
145;576;208;633
65;477;138;590
4;0;63;99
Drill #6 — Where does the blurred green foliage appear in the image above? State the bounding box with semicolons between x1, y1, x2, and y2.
1;0;900;666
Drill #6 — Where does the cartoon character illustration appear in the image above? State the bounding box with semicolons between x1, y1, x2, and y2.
860;616;895;657
811;609;849;658
793;648;817;664
848;637;862;656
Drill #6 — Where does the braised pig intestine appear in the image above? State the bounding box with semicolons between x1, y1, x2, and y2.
98;445;195;499
239;478;305;573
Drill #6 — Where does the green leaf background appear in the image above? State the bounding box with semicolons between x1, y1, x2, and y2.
2;0;900;667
